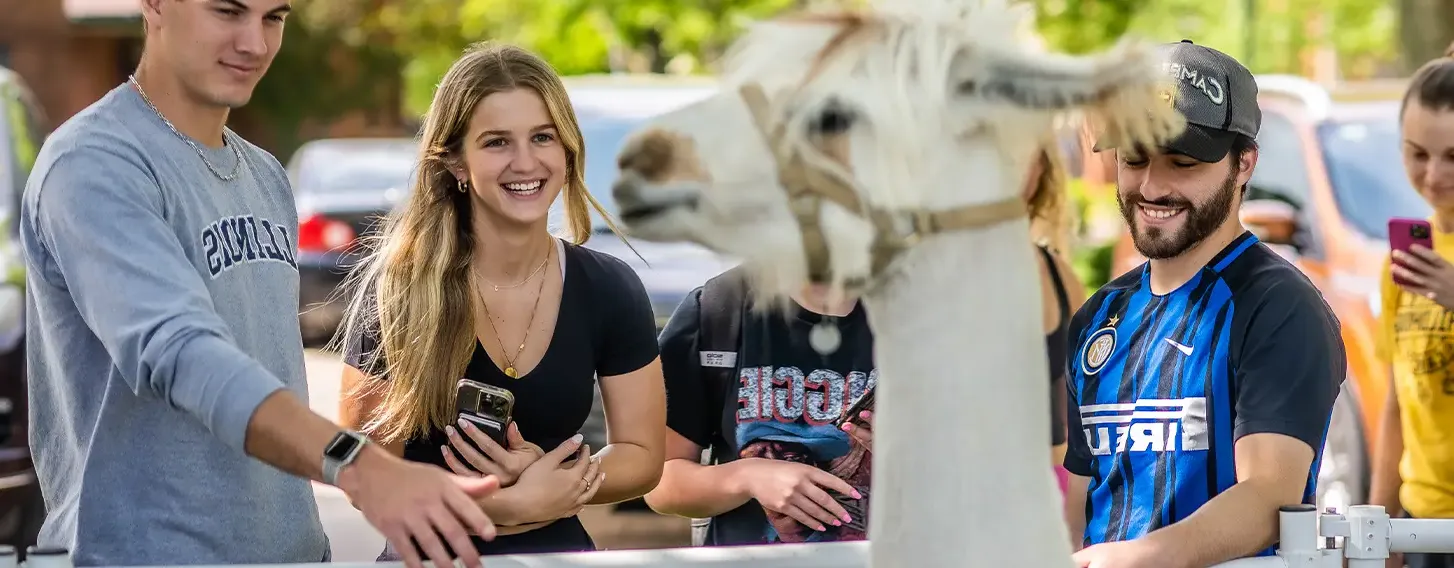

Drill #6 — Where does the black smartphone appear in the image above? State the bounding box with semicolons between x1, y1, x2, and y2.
835;385;875;429
456;378;514;447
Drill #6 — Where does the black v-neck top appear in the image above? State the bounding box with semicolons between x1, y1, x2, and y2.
342;239;660;556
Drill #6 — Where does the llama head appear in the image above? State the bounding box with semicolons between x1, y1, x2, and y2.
612;0;1184;299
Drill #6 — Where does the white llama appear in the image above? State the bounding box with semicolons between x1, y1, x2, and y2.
610;1;1184;566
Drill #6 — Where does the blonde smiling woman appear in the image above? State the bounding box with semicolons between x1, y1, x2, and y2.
334;42;666;559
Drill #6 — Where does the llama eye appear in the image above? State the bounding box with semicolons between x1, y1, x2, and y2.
810;102;856;135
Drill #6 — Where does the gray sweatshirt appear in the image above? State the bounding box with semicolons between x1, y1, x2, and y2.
19;83;328;566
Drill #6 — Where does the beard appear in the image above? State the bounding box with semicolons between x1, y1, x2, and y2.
1118;168;1240;260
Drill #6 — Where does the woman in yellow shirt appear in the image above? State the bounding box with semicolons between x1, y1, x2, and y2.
1372;46;1454;568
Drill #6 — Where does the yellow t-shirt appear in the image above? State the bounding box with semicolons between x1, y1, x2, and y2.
1377;225;1454;518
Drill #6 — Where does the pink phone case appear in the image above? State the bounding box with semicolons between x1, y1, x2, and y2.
1390;217;1434;287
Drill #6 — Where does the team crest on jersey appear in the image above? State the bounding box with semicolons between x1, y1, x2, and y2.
1080;315;1119;375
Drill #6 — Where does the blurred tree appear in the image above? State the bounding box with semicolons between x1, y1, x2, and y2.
298;0;803;116
1400;0;1454;71
1032;0;1397;80
243;14;403;159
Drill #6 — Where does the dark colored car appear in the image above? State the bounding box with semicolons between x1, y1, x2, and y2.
0;65;46;556
286;137;418;346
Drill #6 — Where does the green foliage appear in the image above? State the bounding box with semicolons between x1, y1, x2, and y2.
1063;176;1122;292
1073;241;1115;294
248;17;403;159
1034;0;1398;80
303;0;802;116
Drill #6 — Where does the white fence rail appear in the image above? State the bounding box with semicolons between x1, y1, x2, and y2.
8;505;1454;568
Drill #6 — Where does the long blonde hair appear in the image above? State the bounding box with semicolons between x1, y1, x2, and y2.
334;41;622;444
1027;143;1072;257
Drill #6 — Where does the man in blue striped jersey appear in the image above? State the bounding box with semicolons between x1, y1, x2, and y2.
1063;40;1345;568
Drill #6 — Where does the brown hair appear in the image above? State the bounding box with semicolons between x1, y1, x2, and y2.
1401;41;1454;118
335;41;623;444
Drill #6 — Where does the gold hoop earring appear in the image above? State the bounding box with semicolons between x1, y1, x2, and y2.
457;179;469;193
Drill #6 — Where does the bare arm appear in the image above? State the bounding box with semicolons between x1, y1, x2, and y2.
1063;473;1089;552
1141;433;1315;568
1369;366;1404;516
590;357;667;504
644;430;758;518
1135;275;1342;567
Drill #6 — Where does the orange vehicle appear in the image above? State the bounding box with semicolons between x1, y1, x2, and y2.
1097;75;1425;513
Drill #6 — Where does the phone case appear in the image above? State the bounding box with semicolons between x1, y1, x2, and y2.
835;387;875;429
456;379;514;447
1390;218;1435;287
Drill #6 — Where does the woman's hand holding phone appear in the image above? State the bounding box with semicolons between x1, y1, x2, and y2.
441;421;542;487
1393;245;1454;311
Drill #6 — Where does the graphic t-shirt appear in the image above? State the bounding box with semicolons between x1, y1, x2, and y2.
660;286;876;545
343;239;660;556
1064;232;1344;550
1376;223;1454;518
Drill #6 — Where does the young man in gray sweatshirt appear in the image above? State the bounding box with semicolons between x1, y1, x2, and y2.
18;2;499;567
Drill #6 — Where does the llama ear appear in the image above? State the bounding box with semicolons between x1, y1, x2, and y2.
949;39;1166;111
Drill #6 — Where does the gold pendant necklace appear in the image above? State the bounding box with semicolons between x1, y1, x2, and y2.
475;245;552;379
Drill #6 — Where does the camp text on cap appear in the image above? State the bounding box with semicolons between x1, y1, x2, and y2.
1163;39;1226;106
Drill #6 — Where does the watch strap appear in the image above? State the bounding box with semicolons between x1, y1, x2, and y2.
322;431;368;486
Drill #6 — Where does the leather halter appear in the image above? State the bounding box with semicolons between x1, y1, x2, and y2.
737;82;1029;286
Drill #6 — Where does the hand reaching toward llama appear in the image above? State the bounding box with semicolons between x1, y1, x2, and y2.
741;458;861;532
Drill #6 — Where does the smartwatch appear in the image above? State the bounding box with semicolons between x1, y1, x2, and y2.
322;430;369;486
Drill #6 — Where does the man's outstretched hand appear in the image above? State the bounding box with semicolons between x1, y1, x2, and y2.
338;445;500;568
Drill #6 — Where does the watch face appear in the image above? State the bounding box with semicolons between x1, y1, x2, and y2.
324;432;362;461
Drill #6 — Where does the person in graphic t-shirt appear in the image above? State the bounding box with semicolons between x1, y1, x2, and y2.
651;282;873;545
1369;45;1454;568
645;144;1084;546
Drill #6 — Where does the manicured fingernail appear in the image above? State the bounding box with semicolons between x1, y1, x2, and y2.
445;425;458;437
841;423;853;432
852;490;862;499
571;433;583;444
860;411;872;419
843;514;852;523
457;418;473;430
817;524;827;531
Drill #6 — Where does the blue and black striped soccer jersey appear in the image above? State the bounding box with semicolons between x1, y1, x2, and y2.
1063;231;1345;547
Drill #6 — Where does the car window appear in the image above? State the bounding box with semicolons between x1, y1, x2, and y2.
292;143;418;192
1248;112;1313;209
1319;116;1431;241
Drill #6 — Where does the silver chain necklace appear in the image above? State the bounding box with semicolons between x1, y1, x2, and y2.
127;74;243;181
